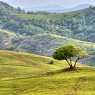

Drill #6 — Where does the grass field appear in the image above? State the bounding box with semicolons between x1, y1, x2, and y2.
0;50;95;95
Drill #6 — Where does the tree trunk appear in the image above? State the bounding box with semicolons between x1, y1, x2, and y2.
70;64;73;69
65;58;71;67
74;57;80;68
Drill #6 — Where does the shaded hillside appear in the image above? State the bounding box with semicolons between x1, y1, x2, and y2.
81;55;95;66
1;29;95;56
15;33;95;56
0;29;19;50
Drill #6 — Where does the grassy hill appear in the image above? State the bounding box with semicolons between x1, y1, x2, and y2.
0;50;68;79
0;50;95;95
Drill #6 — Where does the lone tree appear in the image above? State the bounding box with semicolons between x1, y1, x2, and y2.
53;45;88;69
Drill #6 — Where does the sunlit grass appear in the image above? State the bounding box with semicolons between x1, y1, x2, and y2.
0;50;94;95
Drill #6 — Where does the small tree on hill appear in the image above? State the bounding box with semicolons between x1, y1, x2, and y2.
53;45;88;69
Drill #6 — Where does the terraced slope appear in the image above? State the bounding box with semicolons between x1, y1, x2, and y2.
0;50;95;95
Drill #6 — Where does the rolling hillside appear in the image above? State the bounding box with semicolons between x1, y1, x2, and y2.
0;50;67;78
0;50;94;95
0;2;95;56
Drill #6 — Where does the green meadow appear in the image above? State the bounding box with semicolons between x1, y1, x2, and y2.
0;50;94;95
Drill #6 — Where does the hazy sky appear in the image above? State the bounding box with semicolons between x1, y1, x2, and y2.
0;0;95;11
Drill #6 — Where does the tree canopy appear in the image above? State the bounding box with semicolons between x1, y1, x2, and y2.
53;45;88;69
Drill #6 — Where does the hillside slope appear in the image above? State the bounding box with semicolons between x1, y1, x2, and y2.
15;7;95;42
19;33;95;56
1;29;95;56
1;29;95;66
0;50;68;79
0;2;95;56
0;1;95;43
0;50;94;95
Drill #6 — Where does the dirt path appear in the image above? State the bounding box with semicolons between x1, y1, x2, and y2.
64;76;88;95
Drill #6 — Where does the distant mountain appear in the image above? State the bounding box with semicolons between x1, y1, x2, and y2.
63;4;91;13
72;4;91;9
27;5;64;13
54;4;92;13
27;4;91;13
